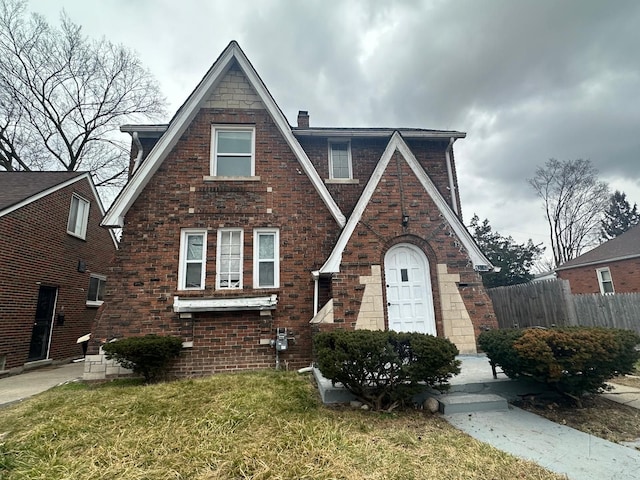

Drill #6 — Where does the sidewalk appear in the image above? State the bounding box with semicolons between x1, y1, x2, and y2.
0;361;84;407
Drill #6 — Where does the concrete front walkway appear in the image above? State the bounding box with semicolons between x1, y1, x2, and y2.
0;361;84;407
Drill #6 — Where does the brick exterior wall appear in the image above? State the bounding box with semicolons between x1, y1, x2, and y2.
557;258;640;294
91;63;496;378
0;179;115;372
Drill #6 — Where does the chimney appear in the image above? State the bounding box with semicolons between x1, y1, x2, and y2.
297;110;309;128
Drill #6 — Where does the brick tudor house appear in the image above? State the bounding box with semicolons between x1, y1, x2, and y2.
556;224;640;294
87;41;497;379
0;172;116;374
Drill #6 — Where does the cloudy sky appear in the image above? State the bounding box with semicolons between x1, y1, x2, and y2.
30;0;640;265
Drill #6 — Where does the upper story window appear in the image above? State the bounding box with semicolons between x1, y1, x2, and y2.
217;228;243;289
86;274;106;307
254;229;279;288
178;229;207;290
328;140;352;179
596;267;614;294
67;194;90;239
211;126;255;177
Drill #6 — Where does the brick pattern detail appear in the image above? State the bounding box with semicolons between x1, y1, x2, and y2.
0;180;115;372
355;265;385;330
557;258;640;294
204;61;264;110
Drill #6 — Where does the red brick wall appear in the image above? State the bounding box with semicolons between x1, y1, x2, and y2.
94;112;494;375
557;258;640;294
324;151;496;342
92;108;340;374
0;179;116;370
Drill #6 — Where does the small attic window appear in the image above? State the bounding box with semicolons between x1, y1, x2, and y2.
211;126;255;177
67;194;90;239
328;140;352;179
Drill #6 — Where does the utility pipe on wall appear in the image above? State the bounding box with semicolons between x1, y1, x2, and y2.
445;137;459;215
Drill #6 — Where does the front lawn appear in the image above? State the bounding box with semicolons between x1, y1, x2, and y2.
0;371;562;479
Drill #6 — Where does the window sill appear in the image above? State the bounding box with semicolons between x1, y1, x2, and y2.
173;294;278;313
86;300;104;308
67;231;87;240
203;176;261;182
325;178;359;184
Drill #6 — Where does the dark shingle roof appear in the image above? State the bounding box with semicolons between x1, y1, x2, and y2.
556;225;640;270
0;171;85;212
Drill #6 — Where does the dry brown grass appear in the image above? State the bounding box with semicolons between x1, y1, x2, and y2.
0;371;564;479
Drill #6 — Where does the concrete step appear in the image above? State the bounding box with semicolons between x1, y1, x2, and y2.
437;393;508;414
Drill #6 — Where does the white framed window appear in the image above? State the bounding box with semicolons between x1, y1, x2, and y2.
254;229;279;288
217;229;243;289
86;274;106;307
67;194;90;239
328;140;352;179
596;267;615;294
178;229;207;290
211;126;255;177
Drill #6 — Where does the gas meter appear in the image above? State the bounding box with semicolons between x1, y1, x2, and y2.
275;327;288;351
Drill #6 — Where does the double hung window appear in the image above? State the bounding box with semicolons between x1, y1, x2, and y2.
86;274;106;306
179;230;207;290
211;126;255;177
328;140;352;179
596;267;614;294
254;229;279;288
217;229;243;289
67;194;90;239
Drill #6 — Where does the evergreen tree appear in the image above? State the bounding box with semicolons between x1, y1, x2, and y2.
469;215;545;288
600;190;639;241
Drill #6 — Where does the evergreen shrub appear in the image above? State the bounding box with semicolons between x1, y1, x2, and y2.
102;335;183;383
478;327;640;397
314;330;460;411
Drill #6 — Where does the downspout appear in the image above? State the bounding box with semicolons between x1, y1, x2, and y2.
445;137;459;215
132;131;144;174
312;270;320;316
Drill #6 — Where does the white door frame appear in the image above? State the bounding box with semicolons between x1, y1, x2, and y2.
384;243;436;335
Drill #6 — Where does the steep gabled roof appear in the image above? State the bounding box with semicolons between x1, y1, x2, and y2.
556;225;640;271
0;171;86;215
319;132;494;274
103;41;346;228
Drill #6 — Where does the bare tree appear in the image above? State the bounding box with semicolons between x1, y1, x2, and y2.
0;0;165;192
529;158;609;267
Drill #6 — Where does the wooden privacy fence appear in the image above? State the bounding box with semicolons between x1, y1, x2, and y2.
487;279;640;334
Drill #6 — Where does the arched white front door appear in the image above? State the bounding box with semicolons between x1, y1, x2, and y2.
384;244;436;335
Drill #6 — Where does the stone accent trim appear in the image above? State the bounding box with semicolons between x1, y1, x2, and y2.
437;264;477;354
204;63;264;110
83;346;133;381
355;265;385;331
310;298;334;324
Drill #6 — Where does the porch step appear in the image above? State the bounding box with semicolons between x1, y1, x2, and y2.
437;393;508;414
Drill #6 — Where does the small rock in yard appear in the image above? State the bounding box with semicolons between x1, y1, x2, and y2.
350;400;363;408
423;397;439;413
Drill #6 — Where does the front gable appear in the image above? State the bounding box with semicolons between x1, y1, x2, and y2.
320;132;493;274
104;41;345;228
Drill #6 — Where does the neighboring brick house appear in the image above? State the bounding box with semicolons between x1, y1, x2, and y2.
556;225;640;294
0;172;117;374
89;41;496;378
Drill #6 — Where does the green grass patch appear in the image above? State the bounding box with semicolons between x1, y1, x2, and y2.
0;371;563;479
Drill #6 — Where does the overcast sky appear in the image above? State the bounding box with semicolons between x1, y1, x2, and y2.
30;0;640;265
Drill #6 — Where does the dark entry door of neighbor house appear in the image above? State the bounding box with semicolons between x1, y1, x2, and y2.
28;286;58;361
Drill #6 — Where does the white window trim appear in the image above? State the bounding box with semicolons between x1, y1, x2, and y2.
253;228;280;288
596;267;615;295
328;138;353;180
178;229;208;291
86;274;106;307
211;125;256;177
216;228;244;290
67;194;90;239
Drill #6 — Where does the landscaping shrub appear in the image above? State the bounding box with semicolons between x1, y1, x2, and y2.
314;330;460;411
102;335;183;383
478;327;640;399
